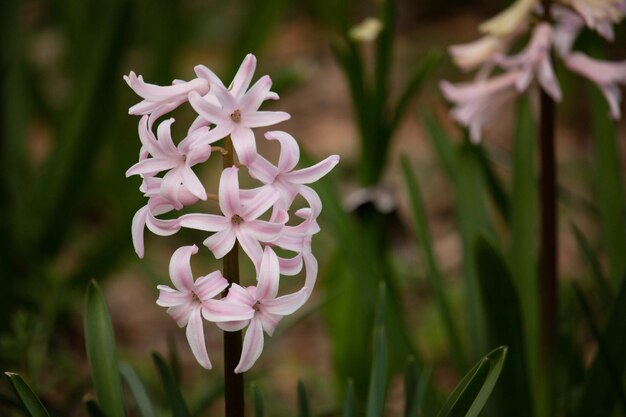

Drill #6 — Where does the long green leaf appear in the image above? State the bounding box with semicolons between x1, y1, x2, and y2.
474;236;532;417
590;86;626;288
152;352;191;417
570;223;612;301
576;274;626;417
252;384;264;417
84;280;125;417
404;358;420;417
84;397;106;417
401;156;466;370
4;372;50;417
343;380;356;417
119;362;156;417
366;326;388;417
436;346;507;417
298;381;312;417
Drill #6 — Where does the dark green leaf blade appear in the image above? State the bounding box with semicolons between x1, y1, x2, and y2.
298;381;312;417
119;362;156;417
84;280;125;417
152;352;191;417
4;372;50;417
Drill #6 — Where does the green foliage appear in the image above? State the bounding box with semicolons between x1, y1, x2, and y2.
152;352;192;417
4;373;50;417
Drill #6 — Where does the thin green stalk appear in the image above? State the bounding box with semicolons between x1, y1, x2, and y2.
222;137;244;417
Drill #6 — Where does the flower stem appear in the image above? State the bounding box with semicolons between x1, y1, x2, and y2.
539;75;557;416
222;136;244;417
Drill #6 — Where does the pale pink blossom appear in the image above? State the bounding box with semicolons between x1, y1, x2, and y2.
559;0;626;38
179;167;286;264
188;70;289;165
495;23;562;101
217;247;311;373
440;72;520;142
479;0;537;36
564;52;626;118
248;131;340;209
156;245;254;369
449;35;510;72
125;116;216;207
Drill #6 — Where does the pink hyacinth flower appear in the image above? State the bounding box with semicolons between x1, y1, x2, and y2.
126;116;216;208
440;71;520;142
188;74;290;165
179;167;286;265
565;52;626;119
217;247;311;373
448;35;510;72
156;245;254;369
495;23;562;101
248;131;340;209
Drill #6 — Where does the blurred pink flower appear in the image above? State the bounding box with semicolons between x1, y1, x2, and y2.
156;245;254;369
565;52;626;118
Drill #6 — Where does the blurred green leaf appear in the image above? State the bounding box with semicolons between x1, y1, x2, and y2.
575;274;626;417
119;362;156;417
152;352;191;417
298;381;312;417
402;156;466;370
84;397;106;417
590;86;626;288
343;380;356;417
84;280;125;417
570;223;612;301
404;358;420;417
474;236;532;417
252;384;264;417
475;146;509;225
4;372;50;417
436;346;507;417
366;326;388;417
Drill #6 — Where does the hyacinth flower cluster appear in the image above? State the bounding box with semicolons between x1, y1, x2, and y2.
124;54;339;373
441;0;626;142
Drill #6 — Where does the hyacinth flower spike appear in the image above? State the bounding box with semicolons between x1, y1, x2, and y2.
188;76;290;165
179;166;286;265
218;247;310;373
565;52;626;119
156;245;254;369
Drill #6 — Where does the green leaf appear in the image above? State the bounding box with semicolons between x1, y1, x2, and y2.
84;397;106;417
401;156;466;370
575;274;626;417
474;236;532;417
298;381;312;417
119;362;156;417
84;280;125;417
436;346;507;417
509;97;538;400
404;358;420;417
252;383;264;417
570;223;612;301
4;372;50;417
590;86;626;288
421;111;458;179
343;380;356;417
475;145;509;224
152;352;191;417
366;325;388;417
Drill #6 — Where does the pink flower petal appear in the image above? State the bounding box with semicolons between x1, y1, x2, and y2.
202;299;255;322
230;54;256;98
244;111;291;128
126;158;178;178
248;155;279;183
265;131;300;173
240;75;272;112
278;254;303;276
283;155;340;184
211;82;238;112
217;320;250;332
257;310;281;336
194;271;229;299
156;118;178;154
236;229;264;266
156;285;189;307
231;125;257;165
180;166;207;201
240;187;278;220
186;308;212;369
194;64;224;87
235;317;264;373
169;245;198;292
179;214;230;232
219;167;241;217
189;91;227;124
256;247;280;300
262;286;309;316
131;206;149;258
204;229;238;259
244;219;284;242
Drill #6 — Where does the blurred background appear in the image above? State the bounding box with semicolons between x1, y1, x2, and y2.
1;0;625;416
